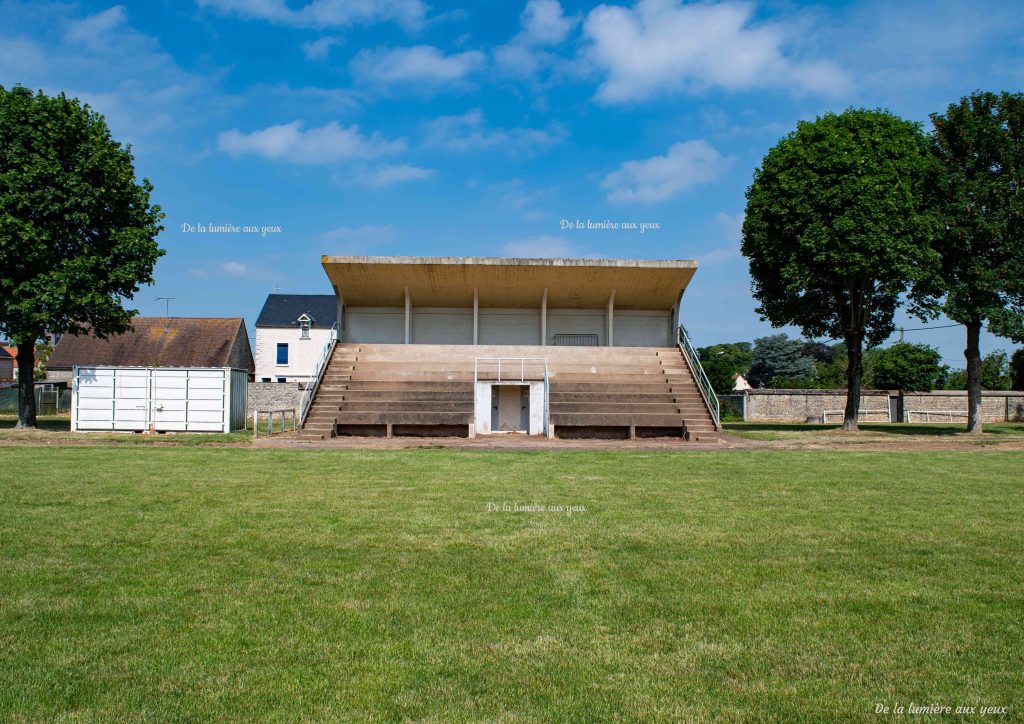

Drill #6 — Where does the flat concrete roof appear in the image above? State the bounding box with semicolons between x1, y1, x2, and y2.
321;256;698;309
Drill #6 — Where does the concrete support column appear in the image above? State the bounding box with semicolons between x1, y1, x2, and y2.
404;287;411;344
540;288;548;346
333;285;344;342
473;287;479;345
606;289;616;347
673;289;685;341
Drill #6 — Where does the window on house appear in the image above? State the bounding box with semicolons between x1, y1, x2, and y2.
261;377;271;383
276;343;288;365
277;377;287;383
300;319;311;339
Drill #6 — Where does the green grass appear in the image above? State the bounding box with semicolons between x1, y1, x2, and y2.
0;414;282;445
724;421;1024;441
1;448;1022;720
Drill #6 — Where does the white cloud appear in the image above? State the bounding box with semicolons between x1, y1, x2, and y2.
697;211;745;267
350;45;485;89
0;5;222;152
425;109;567;155
521;0;574;45
63;5;128;49
353;164;436;188
501;235;580;258
217;121;404;163
221;261;247;275
582;0;849;103
317;225;395;244
196;0;427;30
494;0;575;79
601;140;730;203
301;37;340;61
315;224;396;254
715;211;744;244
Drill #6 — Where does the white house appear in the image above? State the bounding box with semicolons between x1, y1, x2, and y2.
254;294;337;384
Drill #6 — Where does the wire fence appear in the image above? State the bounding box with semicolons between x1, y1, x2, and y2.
0;385;71;414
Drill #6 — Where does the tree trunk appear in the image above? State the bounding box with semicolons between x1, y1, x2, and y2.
843;333;863;432
16;343;37;429
965;319;983;434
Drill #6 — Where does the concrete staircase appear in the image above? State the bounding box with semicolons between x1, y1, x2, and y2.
547;347;718;441
300;343;719;441
301;344;474;439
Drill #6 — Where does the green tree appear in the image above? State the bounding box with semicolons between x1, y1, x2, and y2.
1011;348;1024;391
0;86;164;428
870;342;945;391
943;351;1011;390
926;92;1024;432
743;109;936;430
810;343;849;389
747;334;814;388
696;342;753;396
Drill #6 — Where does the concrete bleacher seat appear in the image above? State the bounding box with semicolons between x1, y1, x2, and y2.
301;343;718;441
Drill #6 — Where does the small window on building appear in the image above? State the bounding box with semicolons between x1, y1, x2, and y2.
261;377;271;383
276;343;288;365
277;377;287;383
298;313;312;340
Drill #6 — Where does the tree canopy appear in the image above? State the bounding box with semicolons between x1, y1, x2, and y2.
696;342;753;396
925;91;1024;431
943;351;1011;391
1011;349;1024;392
870;342;945;391
0;85;164;427
742;108;936;429
747;334;813;388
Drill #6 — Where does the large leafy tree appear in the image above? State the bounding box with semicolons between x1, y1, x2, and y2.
0;86;164;428
870;342;945;391
926;91;1024;432
742;109;936;430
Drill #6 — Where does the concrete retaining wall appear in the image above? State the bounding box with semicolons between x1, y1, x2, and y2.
247;382;302;414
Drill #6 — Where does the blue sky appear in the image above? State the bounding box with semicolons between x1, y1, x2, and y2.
2;0;1023;366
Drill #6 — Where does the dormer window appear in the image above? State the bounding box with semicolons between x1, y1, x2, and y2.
297;313;313;339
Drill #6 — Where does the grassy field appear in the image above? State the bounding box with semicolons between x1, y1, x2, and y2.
1;448;1021;720
724;421;1024;442
0;414;268;445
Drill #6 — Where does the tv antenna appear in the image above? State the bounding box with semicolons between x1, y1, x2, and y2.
272;285;281;293
155;297;176;316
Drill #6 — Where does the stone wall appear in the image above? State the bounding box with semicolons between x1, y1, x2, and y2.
247;382;303;415
902;391;1024;423
743;388;1024;423
744;389;893;423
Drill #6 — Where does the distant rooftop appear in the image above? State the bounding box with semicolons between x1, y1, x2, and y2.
256;294;337;328
47;317;252;371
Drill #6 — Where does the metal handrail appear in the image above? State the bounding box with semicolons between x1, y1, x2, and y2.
298;322;338;426
676;325;721;431
474;357;547;383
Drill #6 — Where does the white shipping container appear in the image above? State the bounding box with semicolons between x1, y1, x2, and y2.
71;366;249;433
